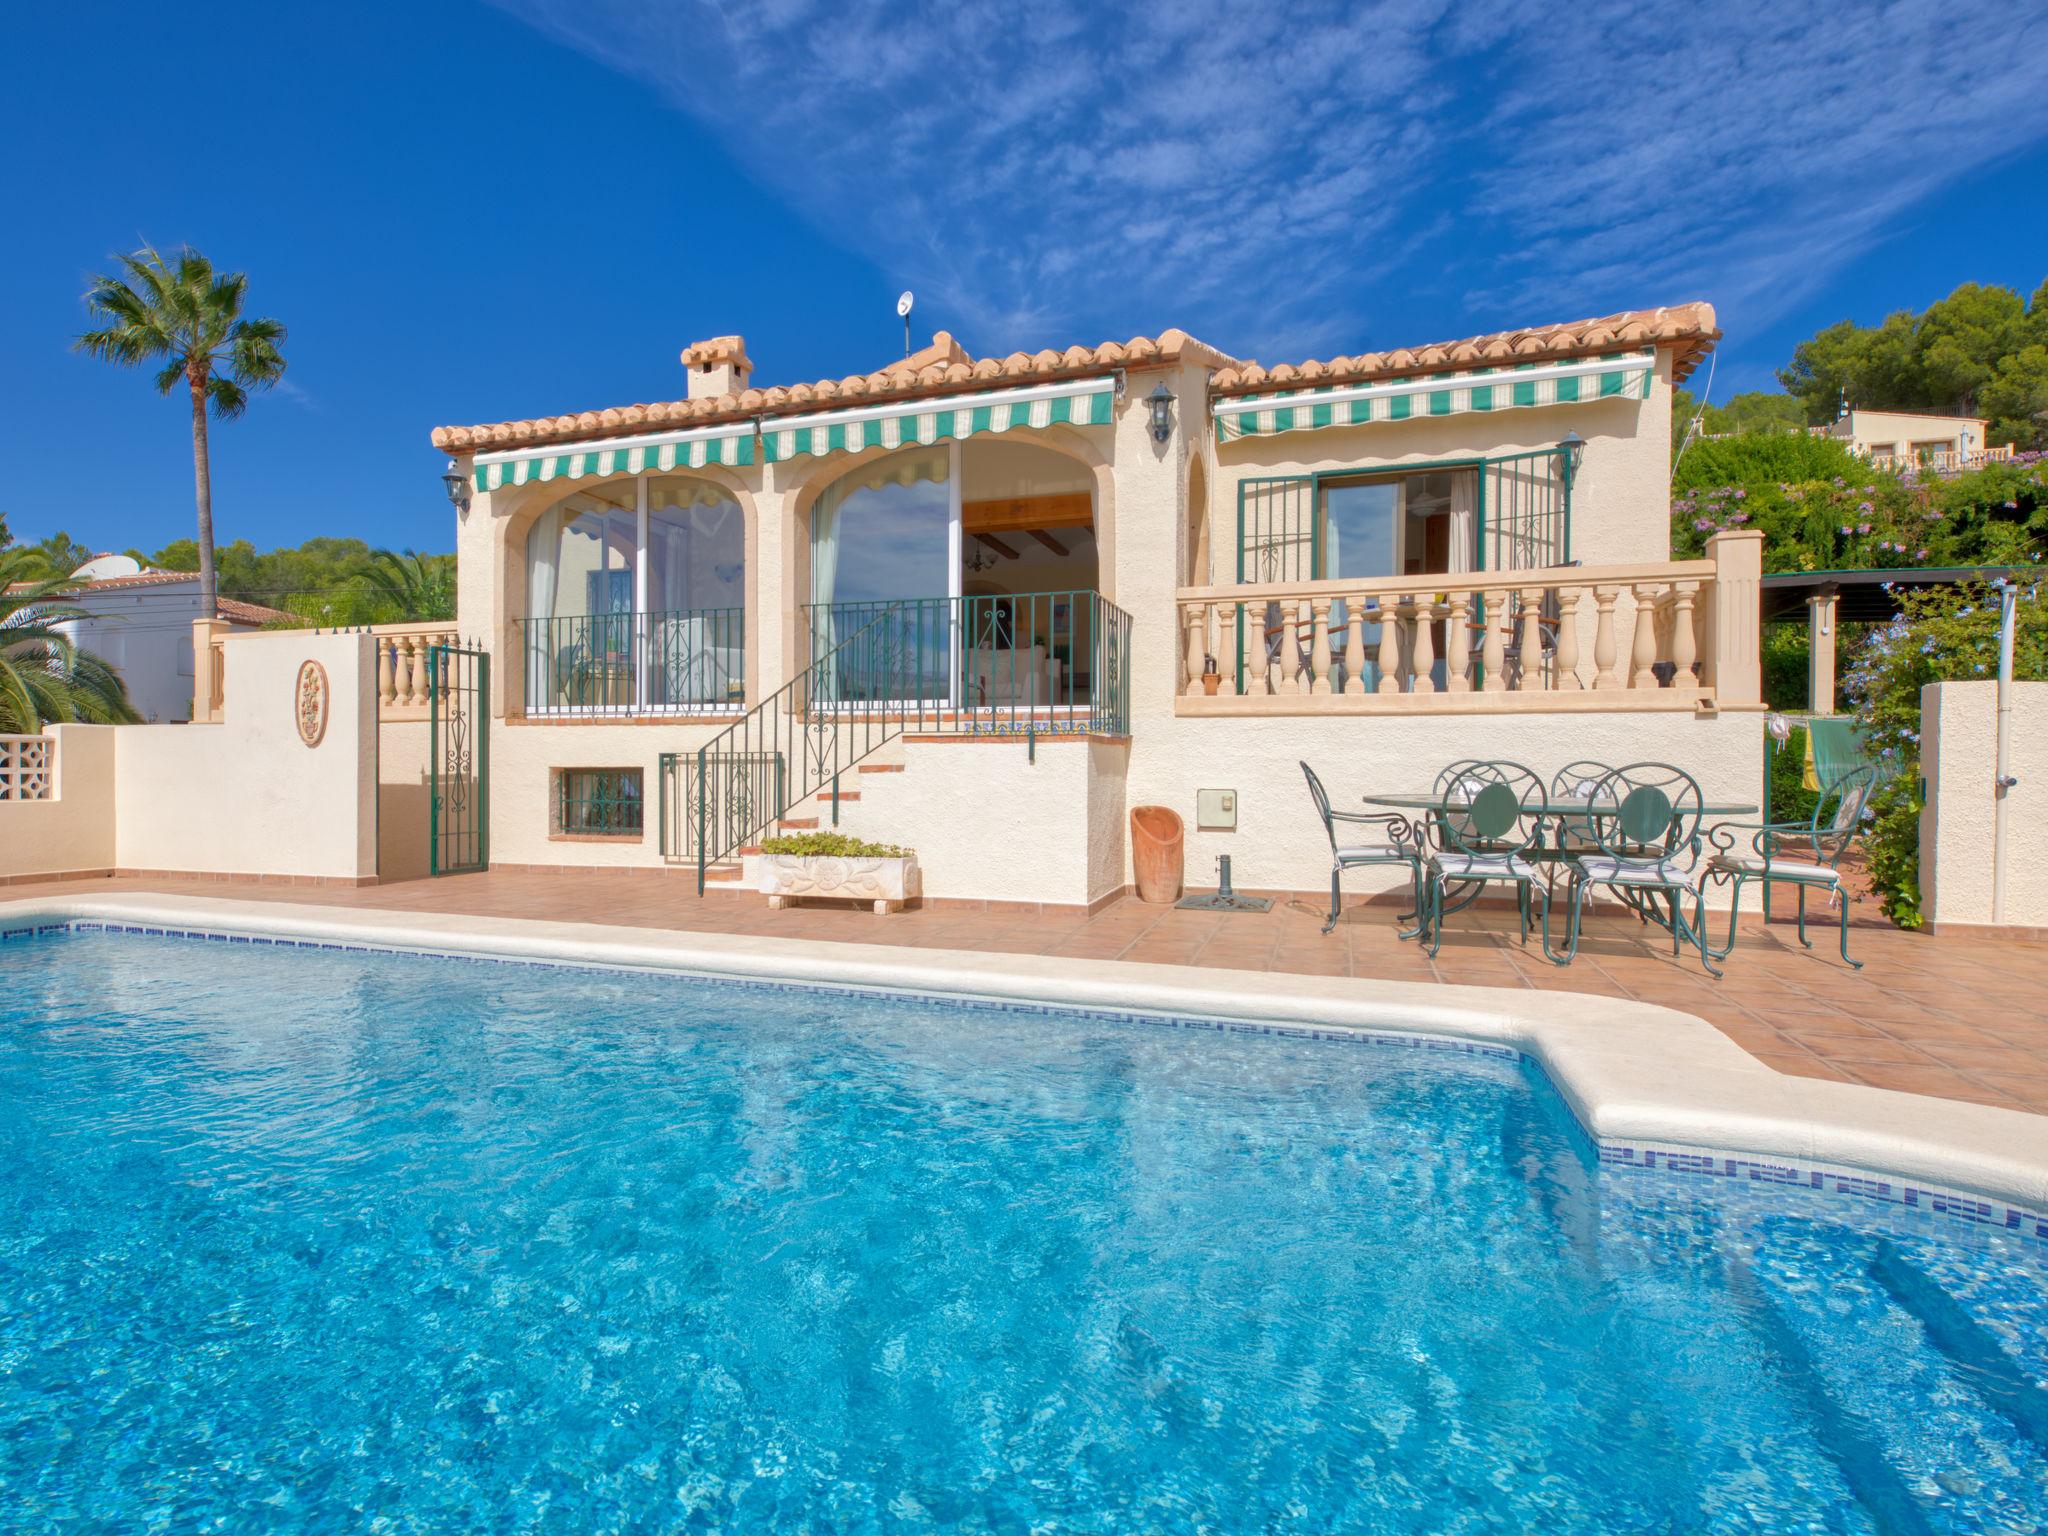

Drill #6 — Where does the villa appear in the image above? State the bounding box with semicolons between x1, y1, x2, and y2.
404;301;1763;909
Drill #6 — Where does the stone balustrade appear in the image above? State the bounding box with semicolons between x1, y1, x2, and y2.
365;624;459;720
1174;530;1762;715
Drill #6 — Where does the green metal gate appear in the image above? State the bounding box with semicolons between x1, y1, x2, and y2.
429;644;489;876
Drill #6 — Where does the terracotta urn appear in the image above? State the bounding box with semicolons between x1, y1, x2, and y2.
1130;805;1185;904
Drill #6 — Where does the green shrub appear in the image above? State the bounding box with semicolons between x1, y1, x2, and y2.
1762;625;1811;711
1846;578;2047;927
1768;725;1819;825
758;832;913;859
1672;431;1864;495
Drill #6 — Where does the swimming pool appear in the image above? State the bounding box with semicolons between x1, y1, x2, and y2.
3;925;2046;1533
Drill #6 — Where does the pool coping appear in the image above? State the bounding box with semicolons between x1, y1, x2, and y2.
6;891;2047;1241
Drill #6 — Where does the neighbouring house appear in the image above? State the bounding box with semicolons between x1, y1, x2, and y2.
1813;408;2014;475
309;299;1759;912
36;555;286;723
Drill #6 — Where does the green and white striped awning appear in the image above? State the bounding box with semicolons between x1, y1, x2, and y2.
760;376;1115;463
1213;351;1654;444
472;422;755;491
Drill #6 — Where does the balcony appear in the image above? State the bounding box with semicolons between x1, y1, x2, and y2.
1174;532;1762;715
521;609;744;717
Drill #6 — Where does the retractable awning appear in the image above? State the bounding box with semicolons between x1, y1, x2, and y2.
472;422;755;491
1213;351;1654;444
759;376;1116;463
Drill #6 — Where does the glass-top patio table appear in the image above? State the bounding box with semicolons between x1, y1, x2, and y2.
1360;788;1759;959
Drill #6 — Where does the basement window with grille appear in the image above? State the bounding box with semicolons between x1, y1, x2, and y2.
553;768;644;840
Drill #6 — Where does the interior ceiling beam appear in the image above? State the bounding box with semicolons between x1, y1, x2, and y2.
962;491;1093;534
973;532;1021;560
1027;529;1068;556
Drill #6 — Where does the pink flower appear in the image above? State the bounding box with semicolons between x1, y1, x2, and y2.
1857;523;1872;535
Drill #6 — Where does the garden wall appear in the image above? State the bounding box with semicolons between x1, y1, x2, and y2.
1920;679;2047;934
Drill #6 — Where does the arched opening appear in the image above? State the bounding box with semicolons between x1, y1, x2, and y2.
805;438;1100;711
523;473;745;713
1186;456;1210;586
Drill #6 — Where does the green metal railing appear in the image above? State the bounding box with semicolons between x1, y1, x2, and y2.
685;590;1131;888
557;768;643;835
522;607;743;716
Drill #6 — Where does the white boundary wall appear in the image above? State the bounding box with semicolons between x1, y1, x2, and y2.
1921;680;2046;931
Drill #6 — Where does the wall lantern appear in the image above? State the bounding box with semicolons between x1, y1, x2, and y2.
1558;431;1585;487
1147;381;1176;445
442;460;473;519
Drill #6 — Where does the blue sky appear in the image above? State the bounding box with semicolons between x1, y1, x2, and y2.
5;0;2048;559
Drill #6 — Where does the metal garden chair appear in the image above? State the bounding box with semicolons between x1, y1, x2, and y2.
1554;762;1717;975
1300;761;1421;934
1420;760;1553;958
1704;765;1877;969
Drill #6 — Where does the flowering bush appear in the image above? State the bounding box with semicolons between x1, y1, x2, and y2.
1671;450;2048;572
1843;579;2047;927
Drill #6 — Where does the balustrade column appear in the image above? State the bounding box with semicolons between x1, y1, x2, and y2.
1209;604;1240;696
1444;592;1471;692
1309;597;1334;695
1274;603;1299;695
1553;589;1582;690
1668;581;1699;691
377;640;398;709
1518;588;1548;692
1409;598;1436;694
1591;587;1621;689
1182;603;1205;698
1342;601;1366;695
1630;584;1664;688
1375;598;1402;694
1481;591;1508;693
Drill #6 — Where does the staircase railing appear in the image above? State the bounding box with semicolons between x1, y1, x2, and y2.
683;589;1132;890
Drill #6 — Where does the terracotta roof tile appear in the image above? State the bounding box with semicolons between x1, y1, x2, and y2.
1209;302;1718;396
6;569;291;625
430;304;1717;457
430;331;1243;456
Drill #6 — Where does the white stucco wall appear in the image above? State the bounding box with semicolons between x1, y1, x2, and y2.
1921;680;2045;930
0;725;118;880
113;630;378;881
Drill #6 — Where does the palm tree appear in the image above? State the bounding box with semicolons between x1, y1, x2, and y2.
354;549;456;622
74;245;286;620
0;551;141;731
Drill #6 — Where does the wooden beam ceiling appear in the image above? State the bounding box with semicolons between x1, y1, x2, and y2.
972;531;1021;560
961;491;1092;534
1027;529;1068;557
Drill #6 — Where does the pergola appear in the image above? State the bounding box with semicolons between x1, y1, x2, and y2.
1762;565;2024;713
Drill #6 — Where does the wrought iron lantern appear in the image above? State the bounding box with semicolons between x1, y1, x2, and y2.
442;460;473;519
1147;381;1176;444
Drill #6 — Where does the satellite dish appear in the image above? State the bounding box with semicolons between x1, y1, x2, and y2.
896;291;914;318
72;553;143;581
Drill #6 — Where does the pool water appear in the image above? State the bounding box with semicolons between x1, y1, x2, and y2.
2;929;2046;1534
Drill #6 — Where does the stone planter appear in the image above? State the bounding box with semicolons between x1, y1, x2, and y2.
746;852;923;914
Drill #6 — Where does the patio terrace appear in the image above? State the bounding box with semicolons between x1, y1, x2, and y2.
9;870;2044;1118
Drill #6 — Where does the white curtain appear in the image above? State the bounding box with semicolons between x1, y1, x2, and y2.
524;507;562;710
1448;471;1476;574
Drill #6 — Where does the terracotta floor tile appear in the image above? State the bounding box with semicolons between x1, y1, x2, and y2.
1785;1033;1943;1067
1838;1065;2024;1110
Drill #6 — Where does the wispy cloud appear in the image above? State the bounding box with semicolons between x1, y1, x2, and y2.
493;0;2048;364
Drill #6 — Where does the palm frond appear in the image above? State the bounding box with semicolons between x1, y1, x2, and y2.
207;374;249;419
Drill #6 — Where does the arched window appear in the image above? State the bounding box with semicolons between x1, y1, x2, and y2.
809;446;952;613
523;475;744;713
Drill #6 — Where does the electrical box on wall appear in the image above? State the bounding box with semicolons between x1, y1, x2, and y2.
1196;789;1237;831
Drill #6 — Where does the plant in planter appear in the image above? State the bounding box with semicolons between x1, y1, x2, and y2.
1200;651;1221;695
747;831;922;914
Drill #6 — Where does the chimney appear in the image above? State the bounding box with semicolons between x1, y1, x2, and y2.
681;335;752;400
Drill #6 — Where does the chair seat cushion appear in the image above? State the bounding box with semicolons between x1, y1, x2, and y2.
1708;853;1840;884
1430;851;1535;881
1335;843;1411;865
1573;854;1698;889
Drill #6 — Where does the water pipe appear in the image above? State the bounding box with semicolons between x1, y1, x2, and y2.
1992;582;2018;924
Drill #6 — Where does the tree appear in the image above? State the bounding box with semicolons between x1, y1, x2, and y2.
73;245;287;620
352;549;456;622
17;530;97;579
0;551;142;731
1777;279;2048;447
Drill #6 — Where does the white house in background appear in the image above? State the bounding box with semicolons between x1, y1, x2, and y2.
1813;408;2013;474
50;555;285;722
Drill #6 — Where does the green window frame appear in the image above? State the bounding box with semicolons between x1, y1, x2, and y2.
556;768;644;838
1233;446;1575;586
